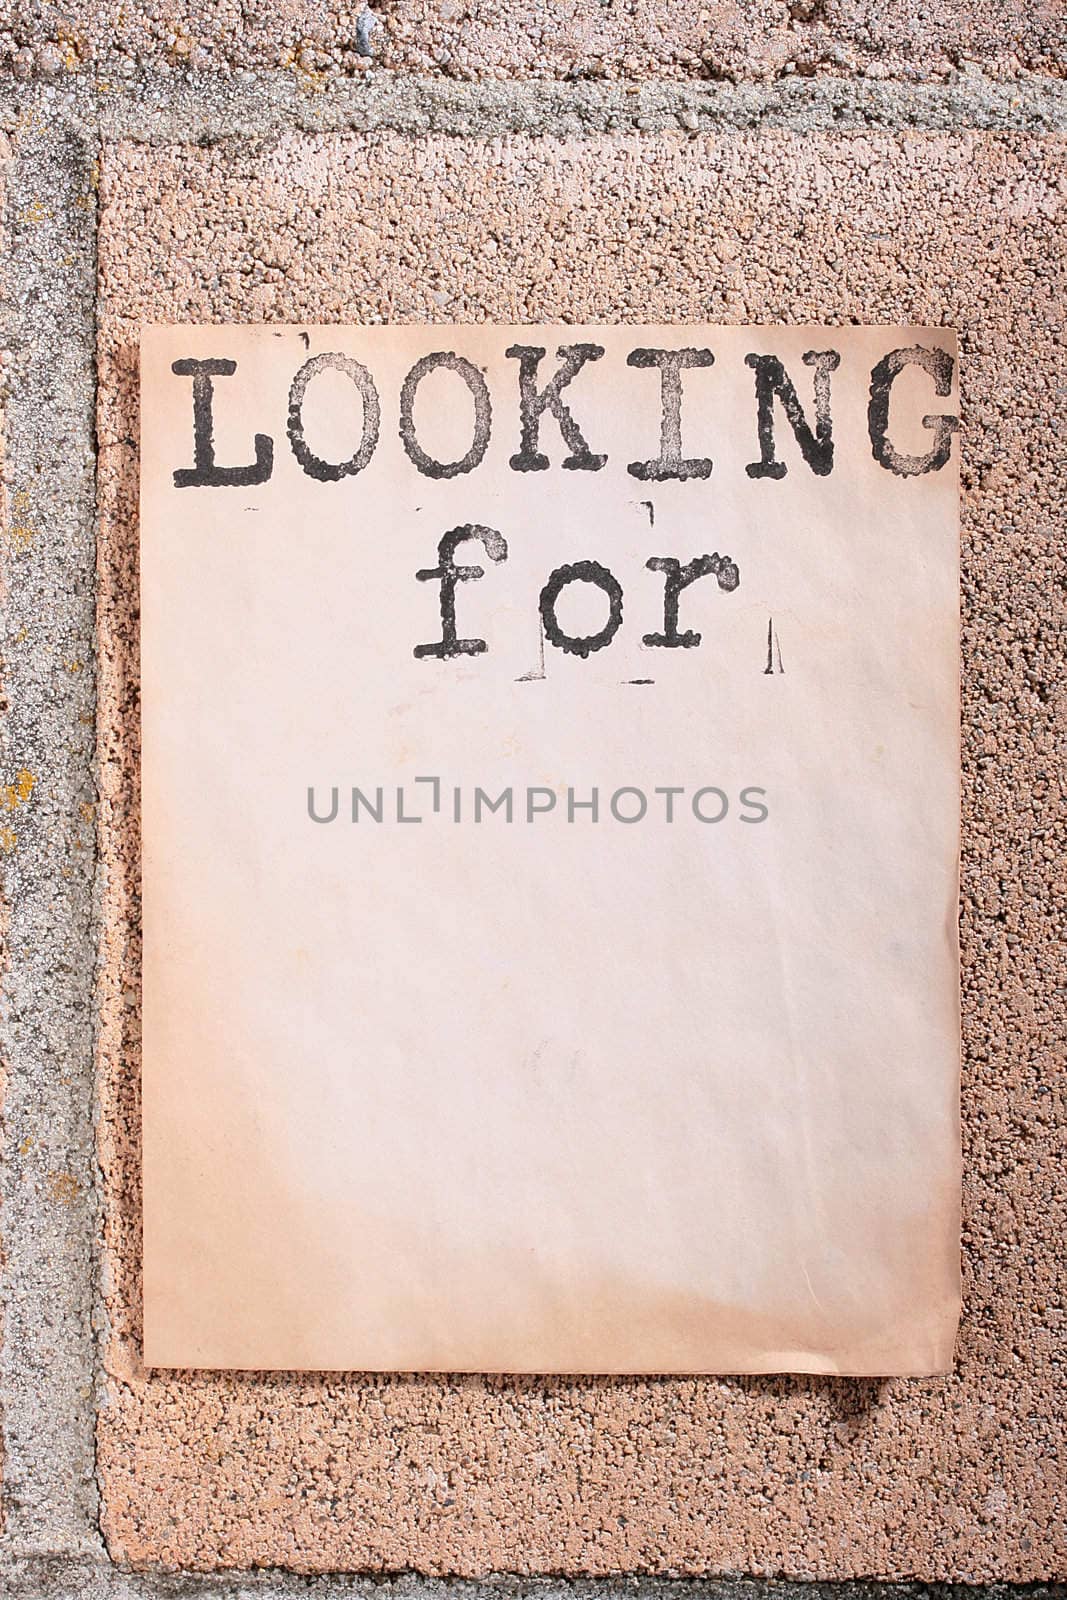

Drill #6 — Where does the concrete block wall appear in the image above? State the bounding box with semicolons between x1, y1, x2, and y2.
0;5;1064;1597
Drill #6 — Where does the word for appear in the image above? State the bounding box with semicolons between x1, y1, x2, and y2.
307;780;770;826
416;525;739;661
169;343;959;489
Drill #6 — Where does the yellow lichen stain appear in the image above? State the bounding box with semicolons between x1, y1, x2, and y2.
167;23;196;64
65;658;84;672
48;1171;80;1205
19;198;52;226
284;42;329;94
2;769;35;811
19;1135;33;1155
74;161;101;208
14;626;28;645
55;23;86;70
8;522;37;552
79;801;95;825
7;493;34;548
0;771;35;850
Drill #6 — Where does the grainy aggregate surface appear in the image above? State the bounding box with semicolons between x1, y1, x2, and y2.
0;0;1062;84
0;110;103;1563
92;129;1065;1580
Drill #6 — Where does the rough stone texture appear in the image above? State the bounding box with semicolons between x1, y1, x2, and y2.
9;73;1067;141
0;0;1063;85
5;1579;1065;1600
0;125;6;1539
92;129;1065;1580
0;116;102;1560
0;19;1058;1600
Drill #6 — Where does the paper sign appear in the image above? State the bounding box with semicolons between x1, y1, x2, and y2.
139;325;961;1374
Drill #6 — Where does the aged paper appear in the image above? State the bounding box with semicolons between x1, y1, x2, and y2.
139;325;961;1374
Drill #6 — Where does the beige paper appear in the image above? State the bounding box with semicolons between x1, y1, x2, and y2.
139;325;961;1375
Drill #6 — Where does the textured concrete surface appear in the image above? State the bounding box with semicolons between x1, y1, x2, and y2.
5;1579;1066;1600
1;0;1067;83
8;71;1067;138
0;28;1064;1600
90;128;1066;1580
0;114;101;1560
